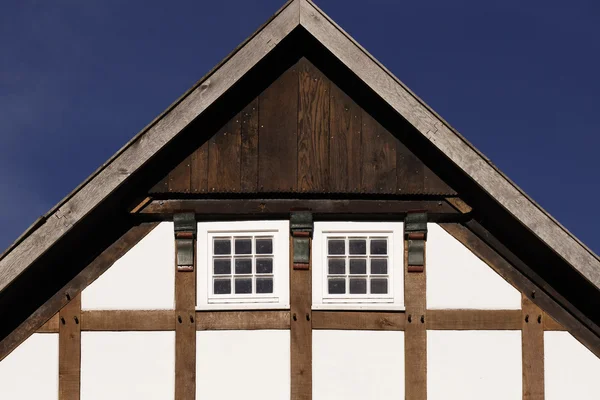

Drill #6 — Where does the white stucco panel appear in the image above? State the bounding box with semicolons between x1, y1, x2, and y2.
81;331;175;400
313;330;404;400
545;331;600;399
0;333;58;400
197;330;290;400
428;330;521;400
427;223;521;309
82;222;175;310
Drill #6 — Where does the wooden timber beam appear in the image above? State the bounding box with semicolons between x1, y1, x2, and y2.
135;198;466;221
522;295;544;400
196;311;290;330
0;222;159;362
59;295;81;400
440;222;600;358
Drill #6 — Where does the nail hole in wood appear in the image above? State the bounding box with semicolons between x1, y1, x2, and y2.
531;291;536;299
306;313;310;321
73;316;79;324
538;315;542;324
293;313;297;321
190;316;194;323
60;317;66;325
178;315;182;323
525;315;529;323
65;293;71;301
408;314;412;323
420;315;425;323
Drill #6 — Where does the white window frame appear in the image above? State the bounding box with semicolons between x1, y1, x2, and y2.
312;221;404;310
197;220;289;310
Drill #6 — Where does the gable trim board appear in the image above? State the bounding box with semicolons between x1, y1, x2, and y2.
0;0;598;364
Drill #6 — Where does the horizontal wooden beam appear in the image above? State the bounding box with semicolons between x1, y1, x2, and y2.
137;199;464;221
36;309;571;333
196;310;290;330
312;311;404;330
426;309;521;330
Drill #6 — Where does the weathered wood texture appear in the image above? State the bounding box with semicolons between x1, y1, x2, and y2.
404;240;427;400
196;311;290;330
81;310;176;331
175;243;196;400
426;309;521;330
59;295;81;400
0;223;158;362
290;237;312;400
150;58;454;196
522;296;544;400
312;311;404;330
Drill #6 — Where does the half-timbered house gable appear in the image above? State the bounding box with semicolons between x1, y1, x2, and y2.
1;1;599;399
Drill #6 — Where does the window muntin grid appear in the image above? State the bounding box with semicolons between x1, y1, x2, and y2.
211;236;274;296
325;236;390;297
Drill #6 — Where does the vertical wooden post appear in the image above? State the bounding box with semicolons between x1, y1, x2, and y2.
522;295;544;400
59;294;81;400
290;237;312;400
175;241;196;399
404;241;427;399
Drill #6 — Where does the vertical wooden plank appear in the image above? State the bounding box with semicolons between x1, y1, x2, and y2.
240;98;259;192
397;142;424;194
328;82;361;192
405;241;426;400
522;296;544;400
208;114;242;192
169;156;192;193
191;143;209;193
361;111;397;193
290;237;312;400
59;294;81;400
298;58;330;191
258;65;298;192
175;241;196;400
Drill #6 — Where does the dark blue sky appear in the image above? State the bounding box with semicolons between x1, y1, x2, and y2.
1;0;598;254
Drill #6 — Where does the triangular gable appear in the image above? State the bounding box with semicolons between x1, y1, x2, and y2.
1;0;599;361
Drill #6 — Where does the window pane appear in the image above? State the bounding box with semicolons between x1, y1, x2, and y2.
328;278;346;294
349;259;367;274
370;259;388;274
328;259;345;275
214;239;231;255
234;258;252;274
256;258;273;274
255;238;273;254
371;278;388;294
370;239;387;255
256;278;274;294
235;238;252;255
214;279;231;294
214;259;231;275
328;239;345;255
235;278;252;294
349;239;367;255
349;278;367;294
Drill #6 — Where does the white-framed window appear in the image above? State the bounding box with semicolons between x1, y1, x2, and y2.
312;222;404;310
197;220;289;310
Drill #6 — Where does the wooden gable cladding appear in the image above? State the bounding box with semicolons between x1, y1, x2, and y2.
150;57;454;196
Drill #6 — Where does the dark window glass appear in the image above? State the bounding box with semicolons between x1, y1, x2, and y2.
328;239;345;255
235;278;252;294
214;259;231;275
349;278;367;294
255;238;273;254
371;278;388;294
235;258;252;274
349;239;367;255
370;239;387;255
256;278;273;294
370;259;388;274
214;239;231;255
214;279;231;294
328;278;346;294
328;259;345;275
235;239;252;255
256;258;273;274
349;259;367;274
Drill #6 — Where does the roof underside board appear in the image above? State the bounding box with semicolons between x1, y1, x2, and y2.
0;0;599;355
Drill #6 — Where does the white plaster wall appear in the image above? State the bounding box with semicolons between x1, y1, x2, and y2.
82;222;175;310
0;333;58;400
313;330;404;400
81;331;175;400
545;331;600;399
196;330;290;400
428;330;521;400
427;223;521;309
